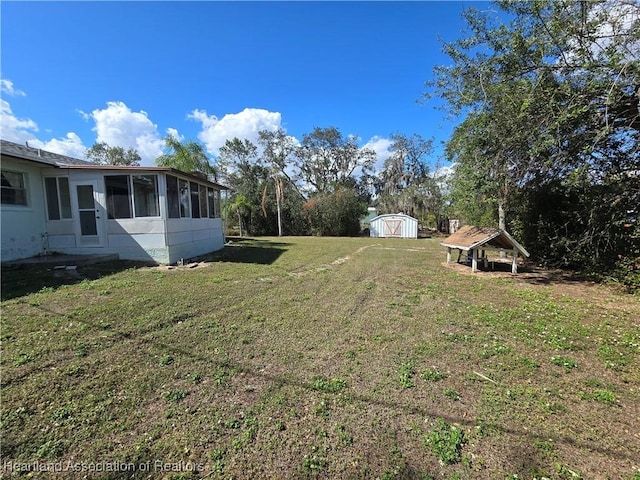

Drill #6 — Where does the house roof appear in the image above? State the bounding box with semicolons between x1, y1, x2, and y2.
440;225;530;257
1;139;228;190
1;139;92;167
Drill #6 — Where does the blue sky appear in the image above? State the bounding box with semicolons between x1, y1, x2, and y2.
1;1;492;169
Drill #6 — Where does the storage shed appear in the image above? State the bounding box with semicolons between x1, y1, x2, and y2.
440;225;530;273
370;214;418;239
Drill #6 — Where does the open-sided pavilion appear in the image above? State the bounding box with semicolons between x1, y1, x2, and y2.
440;225;530;274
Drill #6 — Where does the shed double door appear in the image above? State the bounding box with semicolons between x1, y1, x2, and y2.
383;219;403;237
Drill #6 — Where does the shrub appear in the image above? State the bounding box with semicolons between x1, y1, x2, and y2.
303;187;367;236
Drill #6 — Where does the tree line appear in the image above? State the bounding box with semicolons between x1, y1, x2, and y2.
85;127;446;238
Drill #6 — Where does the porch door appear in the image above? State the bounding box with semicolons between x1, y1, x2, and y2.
73;181;105;247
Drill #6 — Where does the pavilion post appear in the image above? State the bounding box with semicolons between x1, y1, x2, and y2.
471;248;478;272
511;247;518;274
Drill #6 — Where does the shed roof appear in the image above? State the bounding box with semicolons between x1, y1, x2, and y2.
440;225;530;257
370;213;417;222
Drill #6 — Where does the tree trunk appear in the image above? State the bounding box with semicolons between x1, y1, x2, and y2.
498;200;506;231
498;199;506;258
275;177;283;236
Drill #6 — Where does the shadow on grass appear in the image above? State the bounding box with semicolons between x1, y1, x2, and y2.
0;261;153;302
445;260;599;288
202;237;291;265
1;238;289;301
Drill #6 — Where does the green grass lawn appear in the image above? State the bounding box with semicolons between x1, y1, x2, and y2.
1;237;639;479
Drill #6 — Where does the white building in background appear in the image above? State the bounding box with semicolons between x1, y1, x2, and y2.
369;214;418;239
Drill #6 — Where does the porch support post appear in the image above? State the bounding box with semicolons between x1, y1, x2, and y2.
511;247;518;274
446;247;451;263
471;248;478;273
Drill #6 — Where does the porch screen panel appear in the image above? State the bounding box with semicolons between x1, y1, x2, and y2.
77;185;98;235
45;177;72;220
58;178;71;218
214;190;221;217
132;175;159;217
166;175;180;218
179;179;190;217
105;175;132;219
45;177;60;220
199;185;207;218
207;187;216;218
190;182;200;218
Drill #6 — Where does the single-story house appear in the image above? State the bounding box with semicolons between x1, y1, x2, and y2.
440;225;530;273
1;139;228;264
370;213;418;239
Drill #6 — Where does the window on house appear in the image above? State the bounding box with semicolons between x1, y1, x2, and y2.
1;170;28;206
179;179;190;217
105;175;132;219
190;182;200;218
44;177;72;220
132;175;159;217
166;175;180;218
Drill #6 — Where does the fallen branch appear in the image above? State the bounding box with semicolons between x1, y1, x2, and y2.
473;371;498;384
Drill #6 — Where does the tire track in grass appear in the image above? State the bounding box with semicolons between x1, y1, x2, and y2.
287;244;382;277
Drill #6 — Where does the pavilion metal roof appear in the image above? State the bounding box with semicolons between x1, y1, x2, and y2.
440;225;530;257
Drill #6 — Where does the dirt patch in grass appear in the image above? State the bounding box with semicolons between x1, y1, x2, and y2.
2;237;639;479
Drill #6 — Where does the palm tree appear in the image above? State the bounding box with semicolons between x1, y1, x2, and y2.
155;135;216;178
228;194;251;237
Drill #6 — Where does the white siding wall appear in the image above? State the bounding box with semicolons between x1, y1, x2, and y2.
1;159;47;261
165;218;224;264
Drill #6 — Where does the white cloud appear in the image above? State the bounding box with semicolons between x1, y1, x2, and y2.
565;1;639;63
0;80;88;157
31;133;88;159
0;98;39;143
189;108;283;156
362;136;394;173
89;101;168;164
1;82;176;163
434;163;455;179
0;79;26;97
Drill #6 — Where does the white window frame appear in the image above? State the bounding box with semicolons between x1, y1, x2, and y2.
1;169;28;207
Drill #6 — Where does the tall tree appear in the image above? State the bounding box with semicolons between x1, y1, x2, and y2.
258;129;305;235
296;126;376;194
155;135;216;178
218;138;267;235
85;142;141;166
217;136;309;236
430;0;639;278
376;133;436;218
